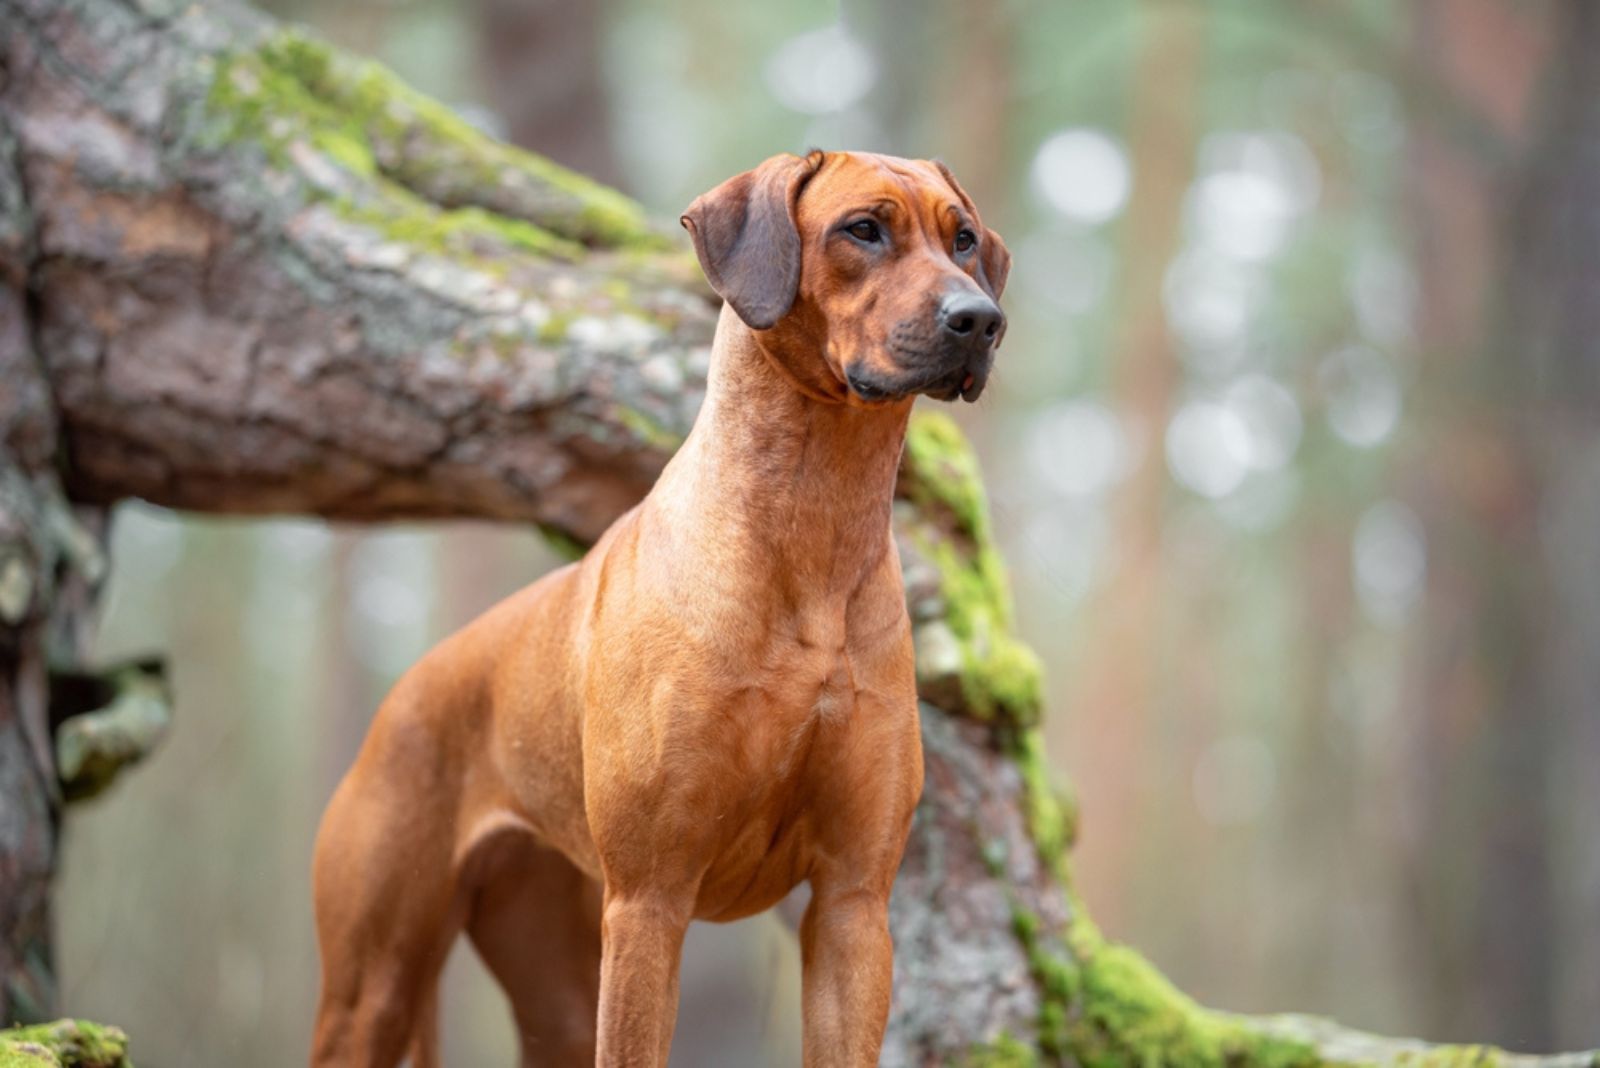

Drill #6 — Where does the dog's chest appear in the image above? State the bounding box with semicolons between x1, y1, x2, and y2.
688;649;862;916
769;640;857;723
692;750;821;922
768;599;872;697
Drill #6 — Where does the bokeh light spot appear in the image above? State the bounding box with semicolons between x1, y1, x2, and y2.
764;23;877;116
1031;128;1131;225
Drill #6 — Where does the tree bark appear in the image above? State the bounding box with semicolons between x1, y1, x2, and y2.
1402;0;1600;1048
0;0;1594;1064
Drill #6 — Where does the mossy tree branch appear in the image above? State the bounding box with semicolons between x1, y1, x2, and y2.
4;0;708;546
0;0;1594;1064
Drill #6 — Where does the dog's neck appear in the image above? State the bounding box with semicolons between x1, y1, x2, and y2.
655;305;911;597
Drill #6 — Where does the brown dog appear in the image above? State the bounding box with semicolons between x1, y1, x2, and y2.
311;150;1009;1067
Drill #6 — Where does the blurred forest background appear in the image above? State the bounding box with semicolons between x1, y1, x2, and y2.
53;0;1598;1065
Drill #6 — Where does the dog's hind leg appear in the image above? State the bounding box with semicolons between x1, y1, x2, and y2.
466;834;602;1067
310;706;465;1068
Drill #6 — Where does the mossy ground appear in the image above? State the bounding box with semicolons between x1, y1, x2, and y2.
0;1020;129;1068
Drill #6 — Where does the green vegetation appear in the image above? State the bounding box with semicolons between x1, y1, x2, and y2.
1008;901;1325;1068
902;411;991;539
534;522;589;562
1069;942;1317;1068
1014;727;1077;872
0;1020;129;1068
615;406;687;452
54;660;172;804
202;29;668;264
967;1032;1045;1067
901;412;1044;726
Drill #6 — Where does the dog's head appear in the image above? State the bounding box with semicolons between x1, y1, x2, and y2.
681;150;1010;406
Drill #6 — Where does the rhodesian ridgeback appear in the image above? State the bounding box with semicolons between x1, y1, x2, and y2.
311;150;1009;1067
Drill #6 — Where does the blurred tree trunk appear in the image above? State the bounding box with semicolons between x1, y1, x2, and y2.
1060;3;1205;930
472;0;621;187
1475;0;1600;1044
934;0;1013;213
0;0;1595;1063
1402;0;1599;1048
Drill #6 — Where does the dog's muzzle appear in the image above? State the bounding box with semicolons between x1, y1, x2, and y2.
846;291;1005;404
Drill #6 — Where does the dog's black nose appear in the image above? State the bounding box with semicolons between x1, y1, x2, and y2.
940;293;1004;343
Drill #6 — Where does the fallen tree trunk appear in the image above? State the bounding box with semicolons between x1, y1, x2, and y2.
0;0;1594;1064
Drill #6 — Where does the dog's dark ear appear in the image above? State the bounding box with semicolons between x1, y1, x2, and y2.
681;153;820;330
977;227;1011;302
932;160;1010;301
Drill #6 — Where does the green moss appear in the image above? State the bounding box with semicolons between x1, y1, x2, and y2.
206;45;574;264
0;1020;129;1068
1064;890;1107;962
1074;945;1235;1068
960;622;1044;724
1015;728;1075;876
1010;904;1078;1059
1017;902;1554;1068
534;523;588;563
203;28;666;262
1392;1049;1503;1068
309;126;376;177
615;407;686;452
537;309;577;344
966;1032;1043;1067
338;196;582;263
1008;903;1328;1068
905;412;1311;1067
902;411;989;540
262;31;660;247
903;414;1043;728
54;659;172;804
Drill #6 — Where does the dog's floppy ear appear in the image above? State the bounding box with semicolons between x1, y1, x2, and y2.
932;160;1011;302
977;227;1011;302
681;153;822;330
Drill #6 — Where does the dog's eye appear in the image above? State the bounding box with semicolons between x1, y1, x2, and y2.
846;219;882;243
954;229;977;253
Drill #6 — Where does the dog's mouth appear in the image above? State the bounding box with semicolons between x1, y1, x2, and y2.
921;375;975;404
951;369;985;403
847;362;988;405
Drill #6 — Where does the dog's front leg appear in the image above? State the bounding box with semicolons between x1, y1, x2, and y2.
595;890;694;1067
798;883;895;1067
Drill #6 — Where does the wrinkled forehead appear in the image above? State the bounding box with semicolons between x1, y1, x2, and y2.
797;152;971;227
